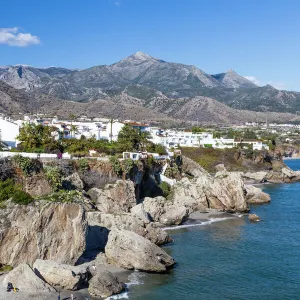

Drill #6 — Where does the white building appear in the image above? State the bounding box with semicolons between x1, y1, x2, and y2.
150;129;235;149
0;117;20;148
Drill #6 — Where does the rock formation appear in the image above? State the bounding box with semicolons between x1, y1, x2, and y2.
171;171;249;213
245;185;271;204
248;214;260;222
88;270;124;299
87;180;136;213
105;229;175;272
0;202;87;266
143;196;188;225
3;263;55;294
33;259;89;290
86;211;171;248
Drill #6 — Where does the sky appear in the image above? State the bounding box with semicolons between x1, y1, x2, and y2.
1;0;300;91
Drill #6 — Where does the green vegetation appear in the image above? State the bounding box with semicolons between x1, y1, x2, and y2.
15;123;165;157
0;179;32;205
191;126;206;133
11;155;37;176
0;179;16;201
17;123;60;153
44;166;62;191
159;181;172;198
0;265;13;272
11;190;33;205
77;158;90;171
110;156;122;176
40;190;83;203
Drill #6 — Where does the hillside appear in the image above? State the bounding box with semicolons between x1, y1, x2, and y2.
2;81;300;125
1;52;300;121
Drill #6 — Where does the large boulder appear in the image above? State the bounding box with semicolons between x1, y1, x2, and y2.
143;197;188;226
87;180;136;213
248;213;260;222
130;203;150;223
182;155;209;177
204;171;249;212
86;212;170;247
88;270;124;299
171;171;249;212
33;259;89;290
245;185;271;204
172;177;208;212
3;263;55;294
105;229;175;272
0;203;87;267
243;171;268;183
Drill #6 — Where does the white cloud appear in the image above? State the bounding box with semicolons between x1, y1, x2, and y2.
0;27;40;47
244;76;262;86
114;0;122;6
244;75;287;90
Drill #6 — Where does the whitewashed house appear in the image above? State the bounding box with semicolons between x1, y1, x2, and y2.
0;117;20;148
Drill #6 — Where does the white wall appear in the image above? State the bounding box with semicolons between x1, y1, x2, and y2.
0;119;19;148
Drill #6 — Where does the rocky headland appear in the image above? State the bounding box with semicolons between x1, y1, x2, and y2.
0;152;292;299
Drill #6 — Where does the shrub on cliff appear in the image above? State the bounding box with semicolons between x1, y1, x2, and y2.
44;166;63;191
0;179;16;201
159;182;171;198
11;190;33;205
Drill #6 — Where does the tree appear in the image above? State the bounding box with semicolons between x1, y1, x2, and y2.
243;129;257;140
117;125;150;151
70;124;78;138
17;123;59;153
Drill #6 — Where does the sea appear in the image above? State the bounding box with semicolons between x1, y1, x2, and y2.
110;159;300;300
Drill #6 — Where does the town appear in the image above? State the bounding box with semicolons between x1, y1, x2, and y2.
1;113;300;160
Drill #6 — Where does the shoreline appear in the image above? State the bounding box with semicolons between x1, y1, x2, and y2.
283;157;300;160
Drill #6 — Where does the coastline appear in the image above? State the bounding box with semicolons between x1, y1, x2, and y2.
283;157;300;160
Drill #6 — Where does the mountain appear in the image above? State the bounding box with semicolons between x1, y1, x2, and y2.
1;52;300;116
0;65;76;91
1;81;300;125
211;69;257;89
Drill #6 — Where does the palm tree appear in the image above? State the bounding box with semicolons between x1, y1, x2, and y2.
70;124;78;138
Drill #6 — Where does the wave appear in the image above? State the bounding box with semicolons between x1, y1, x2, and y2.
106;271;145;299
163;214;243;231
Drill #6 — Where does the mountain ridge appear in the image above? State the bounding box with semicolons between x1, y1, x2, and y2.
0;52;300;115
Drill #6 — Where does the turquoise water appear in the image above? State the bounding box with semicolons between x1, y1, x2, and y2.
127;160;300;300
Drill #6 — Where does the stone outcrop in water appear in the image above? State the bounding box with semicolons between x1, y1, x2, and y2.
171;170;249;212
88;270;125;299
143;196;188;225
87;180;136;213
86;211;171;248
33;259;89;290
3;263;55;294
105;229;175;272
245;185;271;204
0;202;87;267
248;213;260;222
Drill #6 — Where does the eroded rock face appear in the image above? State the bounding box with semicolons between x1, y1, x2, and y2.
143;197;188;226
204;171;248;212
0;203;87;267
3;263;55;294
86;211;170;247
105;229;175;272
88;270;124;299
130;203;150;223
33;259;89;290
245;185;271;204
87;180;136;213
171;171;249;212
243;171;268;183
182;155;209;177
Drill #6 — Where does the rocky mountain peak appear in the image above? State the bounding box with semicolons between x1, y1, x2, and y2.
131;51;154;60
